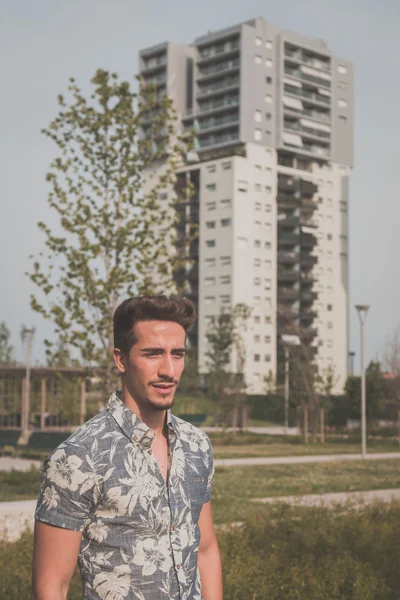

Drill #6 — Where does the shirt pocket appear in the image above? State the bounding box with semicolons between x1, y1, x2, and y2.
185;467;208;523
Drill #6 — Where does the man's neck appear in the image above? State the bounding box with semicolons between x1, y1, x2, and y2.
121;389;167;437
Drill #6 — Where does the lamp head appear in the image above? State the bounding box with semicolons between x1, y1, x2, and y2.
355;304;370;323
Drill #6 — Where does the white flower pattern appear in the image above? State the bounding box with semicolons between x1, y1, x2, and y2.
35;392;214;600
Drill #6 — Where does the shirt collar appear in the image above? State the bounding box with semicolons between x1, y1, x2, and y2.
107;391;178;446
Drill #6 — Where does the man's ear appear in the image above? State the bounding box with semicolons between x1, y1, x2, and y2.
113;348;127;374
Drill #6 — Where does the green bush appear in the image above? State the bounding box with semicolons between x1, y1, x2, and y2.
2;503;400;599
220;503;400;600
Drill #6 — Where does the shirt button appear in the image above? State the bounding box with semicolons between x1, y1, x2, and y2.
172;524;177;531
177;564;181;570
148;449;152;455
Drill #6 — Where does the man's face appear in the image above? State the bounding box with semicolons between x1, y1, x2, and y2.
114;320;186;411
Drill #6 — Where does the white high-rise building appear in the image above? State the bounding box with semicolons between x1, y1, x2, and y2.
139;17;353;394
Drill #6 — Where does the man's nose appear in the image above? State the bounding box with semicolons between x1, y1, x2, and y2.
158;354;175;379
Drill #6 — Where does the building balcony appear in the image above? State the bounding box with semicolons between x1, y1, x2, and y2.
278;232;300;246
283;84;331;106
300;232;318;248
197;129;239;149
300;253;318;266
278;287;299;301
284;47;330;73
197;39;240;64
301;289;318;303
278;174;299;193
197;78;240;97
300;309;318;321
198;96;240;116
197;112;239;132
197;58;240;81
301;326;318;340
300;272;317;285
284;120;331;141
278;251;298;264
284;106;331;125
143;74;167;87
284;66;331;89
278;268;299;283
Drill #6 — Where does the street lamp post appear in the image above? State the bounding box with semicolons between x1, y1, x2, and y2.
348;351;356;376
21;326;35;439
355;305;370;458
281;334;301;434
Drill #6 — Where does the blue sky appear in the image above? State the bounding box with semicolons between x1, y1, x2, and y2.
1;0;399;372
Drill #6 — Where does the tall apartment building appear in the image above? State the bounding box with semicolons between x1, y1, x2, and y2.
139;17;353;394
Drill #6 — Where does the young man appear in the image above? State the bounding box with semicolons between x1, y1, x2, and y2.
31;296;223;600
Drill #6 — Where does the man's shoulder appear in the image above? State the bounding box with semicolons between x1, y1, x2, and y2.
42;409;114;464
172;415;212;450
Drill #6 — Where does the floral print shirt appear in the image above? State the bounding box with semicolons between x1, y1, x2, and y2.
35;392;214;600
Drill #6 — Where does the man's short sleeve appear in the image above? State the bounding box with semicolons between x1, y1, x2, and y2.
35;444;99;532
203;434;214;503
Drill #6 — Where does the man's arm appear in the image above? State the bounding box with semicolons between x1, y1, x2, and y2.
198;500;223;600
31;520;82;600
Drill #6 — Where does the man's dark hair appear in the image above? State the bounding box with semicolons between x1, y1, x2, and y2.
113;295;197;354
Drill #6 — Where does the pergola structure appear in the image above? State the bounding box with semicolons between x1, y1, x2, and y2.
0;365;105;431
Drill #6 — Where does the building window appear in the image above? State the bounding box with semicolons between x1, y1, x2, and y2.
265;316;271;324
254;258;261;267
254;128;262;141
254;335;260;343
255;183;262;192
206;239;216;248
338;98;348;108
206;220;216;229
207;164;216;173
265;40;273;49
222;161;231;170
266;76;273;84
254;296;261;305
220;275;231;284
254;277;261;286
327;233;333;241
327;339;333;348
264;354;271;362
327;304;333;311
238;180;248;192
159;192;168;201
340;201;347;212
220;199;231;209
205;277;216;286
265;94;272;104
264;335;271;343
266;113;272;121
255;202;262;211
255;164;262;172
327;198;333;207
265;259;271;270
338;81;347;90
339;115;347;123
265;58;273;68
255;55;262;64
205;258;216;267
220;255;231;266
255;220;261;230
338;64;348;75
327;321;333;329
265;279;271;290
254;110;262;123
265;241;271;249
220;294;230;304
205;296;215;305
221;218;231;227
206;201;216;210
254;315;261;324
265;204;272;212
265;185;272;193
254;354;260;362
255;36;262;46
264;223;272;231
206;183;216;191
237;237;248;249
254;240;261;248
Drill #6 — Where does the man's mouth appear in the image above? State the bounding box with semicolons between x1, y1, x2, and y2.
151;383;175;395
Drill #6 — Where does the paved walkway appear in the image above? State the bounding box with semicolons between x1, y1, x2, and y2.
251;488;400;508
0;457;41;472
214;451;400;467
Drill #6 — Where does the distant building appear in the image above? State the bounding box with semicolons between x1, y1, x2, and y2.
139;17;353;394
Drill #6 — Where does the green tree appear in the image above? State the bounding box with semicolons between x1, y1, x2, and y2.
0;322;14;364
28;69;192;391
344;361;389;422
205;303;251;425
